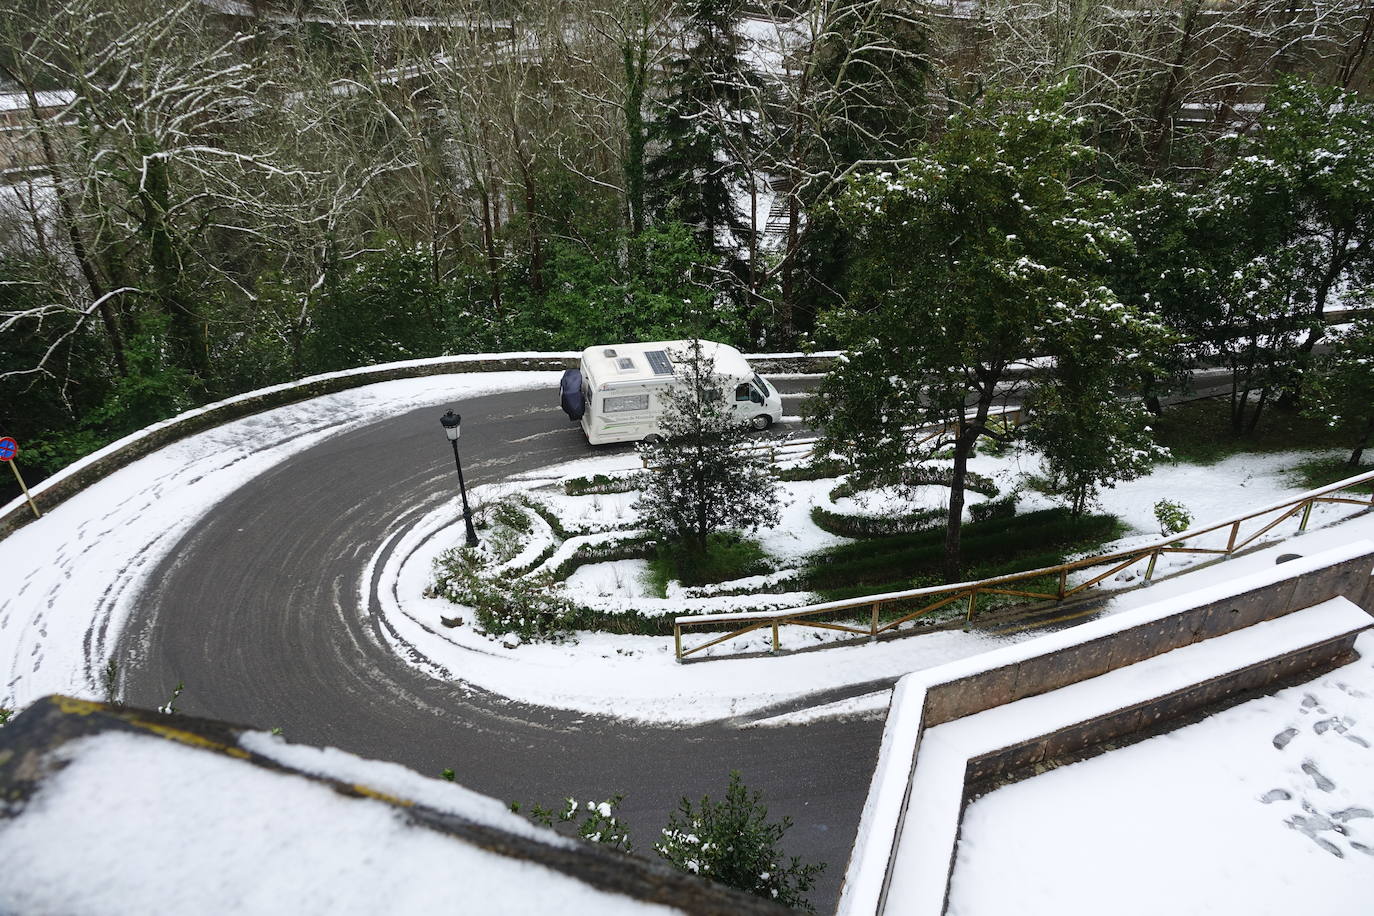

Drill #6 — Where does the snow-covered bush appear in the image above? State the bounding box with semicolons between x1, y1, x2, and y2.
654;772;824;911
518;795;633;853
810;504;944;537
563;473;642;496
432;551;579;642
1153;499;1192;536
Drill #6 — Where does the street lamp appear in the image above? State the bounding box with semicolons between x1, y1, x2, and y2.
440;409;480;547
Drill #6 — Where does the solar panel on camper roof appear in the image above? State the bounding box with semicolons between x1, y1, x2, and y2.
645;350;674;375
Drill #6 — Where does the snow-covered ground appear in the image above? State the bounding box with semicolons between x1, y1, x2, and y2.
0;724;670;916
947;632;1374;916
382;445;1372;724
2;365;1370;728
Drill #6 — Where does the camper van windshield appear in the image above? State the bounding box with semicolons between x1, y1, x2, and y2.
752;374;769;396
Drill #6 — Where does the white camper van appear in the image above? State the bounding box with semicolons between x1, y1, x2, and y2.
564;340;783;445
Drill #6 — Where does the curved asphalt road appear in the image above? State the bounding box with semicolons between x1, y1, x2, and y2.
118;379;881;913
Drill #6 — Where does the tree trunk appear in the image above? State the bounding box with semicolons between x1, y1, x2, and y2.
623;38;649;241
1245;386;1269;435
140;147;209;391
21;81;128;376
1146;0;1201;169
943;425;976;583
1338;7;1374;89
1350;416;1374;468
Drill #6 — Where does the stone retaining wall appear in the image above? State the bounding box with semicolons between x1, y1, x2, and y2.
922;549;1374;729
960;628;1362;793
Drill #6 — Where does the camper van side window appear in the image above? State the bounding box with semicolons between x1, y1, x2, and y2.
734;383;752;402
604;394;650;413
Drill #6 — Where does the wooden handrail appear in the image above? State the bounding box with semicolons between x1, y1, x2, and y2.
673;469;1374;660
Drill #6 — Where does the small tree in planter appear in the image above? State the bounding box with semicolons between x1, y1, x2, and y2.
655;771;824;911
636;339;780;581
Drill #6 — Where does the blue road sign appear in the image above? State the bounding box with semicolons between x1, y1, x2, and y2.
0;437;15;461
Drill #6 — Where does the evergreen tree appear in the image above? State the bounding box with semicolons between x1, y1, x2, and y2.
646;0;760;307
635;339;779;565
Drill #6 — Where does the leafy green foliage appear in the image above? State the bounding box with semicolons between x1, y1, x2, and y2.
647;531;770;589
655;772;824;911
506;223;737;350
1303;319;1374;467
810;503;944;539
563;473;641;496
968;491;1019;524
432;550;579;642
305;239;453;373
158;682;184;715
815;91;1166;579
522;795;634;854
1153;499;1193;536
647;0;759;293
0;706;11;727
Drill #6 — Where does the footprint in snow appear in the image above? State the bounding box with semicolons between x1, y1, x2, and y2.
1260;788;1292;804
1273;727;1299;750
1302;761;1336;792
1351;842;1374;857
1313;717;1342;735
1302;694;1319;709
1332;807;1373;822
1337;682;1368;699
1312;836;1345;858
1345;734;1370;748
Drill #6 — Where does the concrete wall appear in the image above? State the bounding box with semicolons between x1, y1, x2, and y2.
960;629;1362;792
840;543;1374;916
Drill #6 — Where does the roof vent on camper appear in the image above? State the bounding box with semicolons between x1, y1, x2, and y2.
616;357;636;372
602;348;617;358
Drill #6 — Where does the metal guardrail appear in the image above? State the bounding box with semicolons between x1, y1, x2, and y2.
672;468;1374;660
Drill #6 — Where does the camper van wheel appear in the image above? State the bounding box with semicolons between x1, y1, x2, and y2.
750;414;773;431
642;434;665;445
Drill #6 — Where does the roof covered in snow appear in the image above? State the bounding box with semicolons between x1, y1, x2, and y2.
0;696;786;916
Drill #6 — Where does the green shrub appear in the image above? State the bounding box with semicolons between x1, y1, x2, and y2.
776;458;851;481
649;532;771;589
433;550;578;642
969;491;1018;523
0;707;12;727
1289;455;1374;494
1153;499;1192;536
810;504;945;538
518;795;634;853
828;468;998;504
492;499;534;534
655;772;824;911
564;473;643;496
804;509;1121;592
